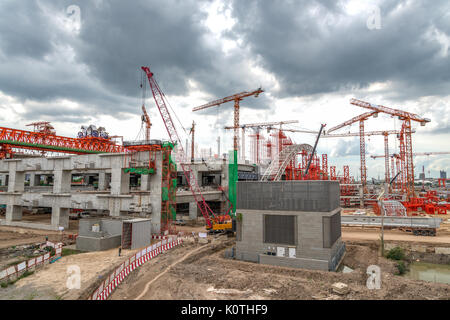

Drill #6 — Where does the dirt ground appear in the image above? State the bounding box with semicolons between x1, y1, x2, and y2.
110;238;450;301
342;227;450;244
0;246;139;300
1;214;450;300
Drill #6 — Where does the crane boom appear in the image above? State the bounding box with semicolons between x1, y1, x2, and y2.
350;98;431;123
224;120;298;130
327;111;378;133
141;66;217;228
193;88;263;112
350;98;431;199
370;151;450;159
193;88;263;152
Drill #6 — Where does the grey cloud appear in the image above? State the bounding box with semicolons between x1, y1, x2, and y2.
229;0;450;98
330;138;360;157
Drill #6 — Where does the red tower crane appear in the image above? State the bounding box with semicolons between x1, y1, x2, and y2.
324;111;379;193
193;88;264;153
224;120;298;162
141;66;231;231
350;98;431;199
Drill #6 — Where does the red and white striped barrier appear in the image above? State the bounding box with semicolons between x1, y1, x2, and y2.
90;237;183;300
0;241;64;284
151;235;168;240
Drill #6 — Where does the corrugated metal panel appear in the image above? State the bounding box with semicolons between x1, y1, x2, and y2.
129;219;151;249
237;181;340;212
263;214;296;245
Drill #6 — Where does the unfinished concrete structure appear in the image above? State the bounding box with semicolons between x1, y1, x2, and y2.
0;151;164;233
235;181;346;271
76;218;123;251
175;160;260;220
121;218;152;249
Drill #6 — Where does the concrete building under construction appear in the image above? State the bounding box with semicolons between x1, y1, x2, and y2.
0;150;165;232
235;180;346;271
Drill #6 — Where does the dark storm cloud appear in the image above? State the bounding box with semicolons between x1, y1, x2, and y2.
0;0;449;127
0;0;227;119
228;0;450;98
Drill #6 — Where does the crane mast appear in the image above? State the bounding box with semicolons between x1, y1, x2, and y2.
141;105;152;141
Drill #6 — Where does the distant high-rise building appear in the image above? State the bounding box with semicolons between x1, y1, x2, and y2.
419;173;425;180
440;170;447;179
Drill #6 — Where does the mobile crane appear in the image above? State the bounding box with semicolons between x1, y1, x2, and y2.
141;66;233;232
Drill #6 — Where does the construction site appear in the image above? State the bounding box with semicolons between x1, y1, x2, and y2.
0;65;449;301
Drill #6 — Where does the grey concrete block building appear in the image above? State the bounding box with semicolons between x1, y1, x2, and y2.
235;181;345;271
76;218;123;251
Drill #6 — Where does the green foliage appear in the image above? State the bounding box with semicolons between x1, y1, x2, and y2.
61;248;82;257
395;261;408;275
1;270;34;288
44;246;56;256
386;246;405;261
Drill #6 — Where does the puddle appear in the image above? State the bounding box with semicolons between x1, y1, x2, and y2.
404;262;450;285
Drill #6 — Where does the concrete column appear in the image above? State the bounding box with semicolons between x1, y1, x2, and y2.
53;170;71;193
109;198;124;217
51;207;69;229
29;173;40;187
8;171;24;192
98;171;107;191
359;186;364;208
140;174;150;191
149;154;162;233
6;205;22;222
189;202;198;220
111;168;130;195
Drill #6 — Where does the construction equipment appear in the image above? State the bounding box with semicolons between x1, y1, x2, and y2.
0;125;124;159
141;105;152;141
193;88;264;152
304;124;326;178
193;88;263;214
189;121;195;163
141;66;233;233
370;151;450;159
224;120;298;163
350;98;431;200
327;111;379;194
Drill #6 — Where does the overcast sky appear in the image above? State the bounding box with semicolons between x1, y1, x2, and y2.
0;0;449;179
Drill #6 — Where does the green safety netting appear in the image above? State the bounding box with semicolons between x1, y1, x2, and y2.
162;187;169;201
228;150;238;216
162;141;177;150
169;206;176;220
124;167;154;175
0;140;104;154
